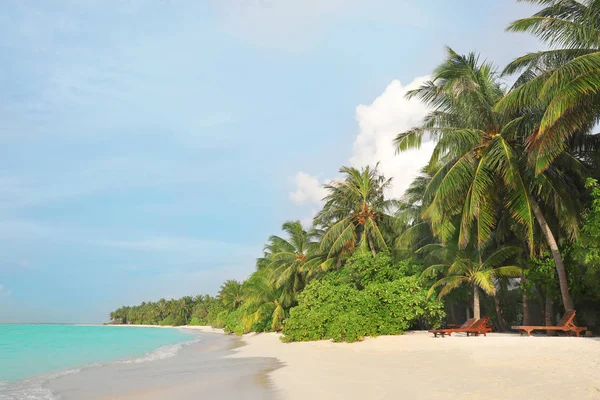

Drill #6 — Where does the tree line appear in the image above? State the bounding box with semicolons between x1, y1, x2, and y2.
111;0;600;340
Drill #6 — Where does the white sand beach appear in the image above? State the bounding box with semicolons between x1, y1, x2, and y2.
223;330;600;400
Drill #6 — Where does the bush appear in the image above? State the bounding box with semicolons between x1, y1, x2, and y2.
343;251;406;288
159;314;187;326
223;308;245;336
249;317;273;333
281;254;445;343
211;310;229;329
282;282;358;342
188;316;204;326
364;278;444;333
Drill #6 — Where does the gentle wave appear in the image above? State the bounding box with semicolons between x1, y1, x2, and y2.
0;369;81;400
120;335;202;364
0;335;201;399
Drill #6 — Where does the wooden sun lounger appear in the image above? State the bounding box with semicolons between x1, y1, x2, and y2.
463;316;492;336
512;310;587;337
429;317;478;338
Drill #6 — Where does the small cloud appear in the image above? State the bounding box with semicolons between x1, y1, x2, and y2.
0;285;12;297
289;172;328;205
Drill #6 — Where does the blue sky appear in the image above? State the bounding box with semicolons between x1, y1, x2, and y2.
0;0;542;323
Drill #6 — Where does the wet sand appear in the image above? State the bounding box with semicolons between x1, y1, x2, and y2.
46;330;280;400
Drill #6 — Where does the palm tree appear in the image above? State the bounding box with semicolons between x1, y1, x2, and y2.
242;271;293;331
498;0;600;174
177;296;194;324
395;48;522;248
263;221;319;296
421;241;523;319
157;298;168;321
395;47;581;311
395;167;436;251
316;165;393;258
219;280;244;311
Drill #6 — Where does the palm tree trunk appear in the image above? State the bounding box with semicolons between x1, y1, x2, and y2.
449;304;456;325
545;297;554;336
473;286;481;319
530;199;574;311
367;236;377;257
521;276;531;325
493;292;507;332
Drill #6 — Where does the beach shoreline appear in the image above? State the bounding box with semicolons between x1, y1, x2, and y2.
42;327;279;400
98;325;600;399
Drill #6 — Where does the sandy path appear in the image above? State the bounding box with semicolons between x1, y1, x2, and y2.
229;331;600;400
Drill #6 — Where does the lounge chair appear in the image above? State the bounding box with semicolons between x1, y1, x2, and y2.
429;318;477;338
463;316;492;337
512;310;587;337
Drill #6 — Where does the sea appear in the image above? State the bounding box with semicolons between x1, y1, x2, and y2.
0;324;278;400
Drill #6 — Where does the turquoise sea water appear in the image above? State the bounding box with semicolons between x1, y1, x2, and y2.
0;325;195;382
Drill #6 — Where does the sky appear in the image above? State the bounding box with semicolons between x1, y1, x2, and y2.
0;0;543;323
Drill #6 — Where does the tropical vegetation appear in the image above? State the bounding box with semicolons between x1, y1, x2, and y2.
110;0;600;340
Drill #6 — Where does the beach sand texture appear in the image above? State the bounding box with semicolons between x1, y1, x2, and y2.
230;331;600;400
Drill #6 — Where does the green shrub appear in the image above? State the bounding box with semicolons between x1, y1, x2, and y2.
187;316;204;326
159;314;187;326
364;278;444;333
343;251;406;288
224;309;245;335
282;273;444;343
211;310;229;329
250;316;274;333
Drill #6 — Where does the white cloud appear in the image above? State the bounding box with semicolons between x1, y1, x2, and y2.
289;172;328;205
290;76;434;207
350;77;434;199
0;285;12;297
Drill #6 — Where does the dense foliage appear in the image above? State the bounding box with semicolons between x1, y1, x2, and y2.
282;252;444;342
110;1;600;338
